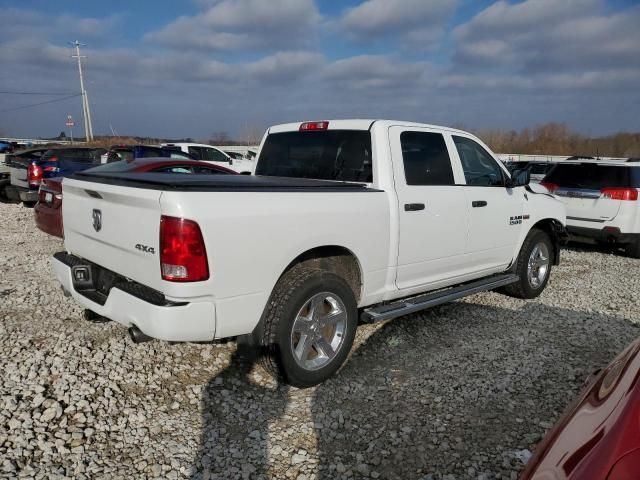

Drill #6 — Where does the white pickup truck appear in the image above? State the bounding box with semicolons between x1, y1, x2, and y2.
53;120;566;386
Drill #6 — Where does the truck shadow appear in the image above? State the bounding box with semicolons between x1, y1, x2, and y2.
191;300;638;479
563;241;630;258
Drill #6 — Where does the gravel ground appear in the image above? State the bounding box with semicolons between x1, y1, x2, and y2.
1;200;639;479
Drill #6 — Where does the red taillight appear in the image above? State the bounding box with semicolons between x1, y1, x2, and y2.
27;162;43;188
160;216;209;282
299;121;329;131
540;182;559;193
601;187;638;201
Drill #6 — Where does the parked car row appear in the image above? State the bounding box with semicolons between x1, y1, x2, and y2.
1;142;257;205
34;158;235;238
4;147;106;204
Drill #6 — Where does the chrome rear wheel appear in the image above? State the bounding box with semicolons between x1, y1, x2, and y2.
290;292;348;371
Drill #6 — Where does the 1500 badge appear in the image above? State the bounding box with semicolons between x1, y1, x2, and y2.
509;214;530;225
135;244;155;254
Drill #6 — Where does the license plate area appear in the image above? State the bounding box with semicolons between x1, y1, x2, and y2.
55;251;173;307
71;265;95;290
45;192;53;203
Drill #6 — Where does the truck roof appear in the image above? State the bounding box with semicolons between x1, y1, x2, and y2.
268;119;471;135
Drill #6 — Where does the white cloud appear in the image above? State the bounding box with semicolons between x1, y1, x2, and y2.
146;0;321;52
339;0;457;48
452;0;640;72
0;8;120;41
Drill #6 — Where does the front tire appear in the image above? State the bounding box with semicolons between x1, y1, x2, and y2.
260;265;358;388
502;229;553;299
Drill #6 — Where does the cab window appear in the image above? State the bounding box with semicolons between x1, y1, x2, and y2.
453;136;504;187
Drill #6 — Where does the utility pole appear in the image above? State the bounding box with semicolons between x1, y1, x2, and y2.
70;41;94;141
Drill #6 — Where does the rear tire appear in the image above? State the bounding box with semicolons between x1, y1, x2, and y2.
260;265;358;388
502;229;553;299
625;240;640;259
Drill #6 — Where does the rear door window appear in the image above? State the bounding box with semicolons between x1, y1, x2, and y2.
256;130;373;182
400;131;454;185
188;147;204;160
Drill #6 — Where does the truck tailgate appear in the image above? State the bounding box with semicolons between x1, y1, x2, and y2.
62;177;164;291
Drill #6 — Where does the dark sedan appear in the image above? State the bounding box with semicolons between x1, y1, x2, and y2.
34;158;235;238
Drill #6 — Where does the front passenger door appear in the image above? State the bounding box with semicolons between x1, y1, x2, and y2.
452;135;523;272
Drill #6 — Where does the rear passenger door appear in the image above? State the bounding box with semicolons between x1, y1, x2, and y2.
390;127;470;290
451;135;523;272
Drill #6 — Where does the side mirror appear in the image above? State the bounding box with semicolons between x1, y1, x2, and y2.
507;168;530;188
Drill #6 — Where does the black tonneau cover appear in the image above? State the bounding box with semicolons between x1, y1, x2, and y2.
70;171;381;192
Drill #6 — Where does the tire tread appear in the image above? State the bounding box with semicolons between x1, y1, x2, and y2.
259;265;322;380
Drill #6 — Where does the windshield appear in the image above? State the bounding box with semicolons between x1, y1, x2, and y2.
256;130;373;182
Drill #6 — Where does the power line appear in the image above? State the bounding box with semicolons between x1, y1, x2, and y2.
0;91;79;96
0;93;82;113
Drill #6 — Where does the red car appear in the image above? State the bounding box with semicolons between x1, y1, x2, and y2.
522;337;640;479
34;158;235;238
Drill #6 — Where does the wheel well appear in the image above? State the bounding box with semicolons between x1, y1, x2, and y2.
531;218;565;265
283;246;362;302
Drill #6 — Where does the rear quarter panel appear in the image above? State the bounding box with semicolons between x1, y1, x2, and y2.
160;189;391;337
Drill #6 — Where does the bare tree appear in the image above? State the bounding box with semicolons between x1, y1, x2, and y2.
209;131;231;145
240;123;266;146
472;123;640;157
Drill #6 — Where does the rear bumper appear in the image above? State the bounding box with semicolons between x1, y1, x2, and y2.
5;185;38;202
34;203;63;238
52;253;216;341
567;226;640;245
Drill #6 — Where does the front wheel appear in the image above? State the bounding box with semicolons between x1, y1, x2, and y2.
502;229;553;299
260;265;358;388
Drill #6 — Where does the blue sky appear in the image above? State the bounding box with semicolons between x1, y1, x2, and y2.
1;0;639;140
